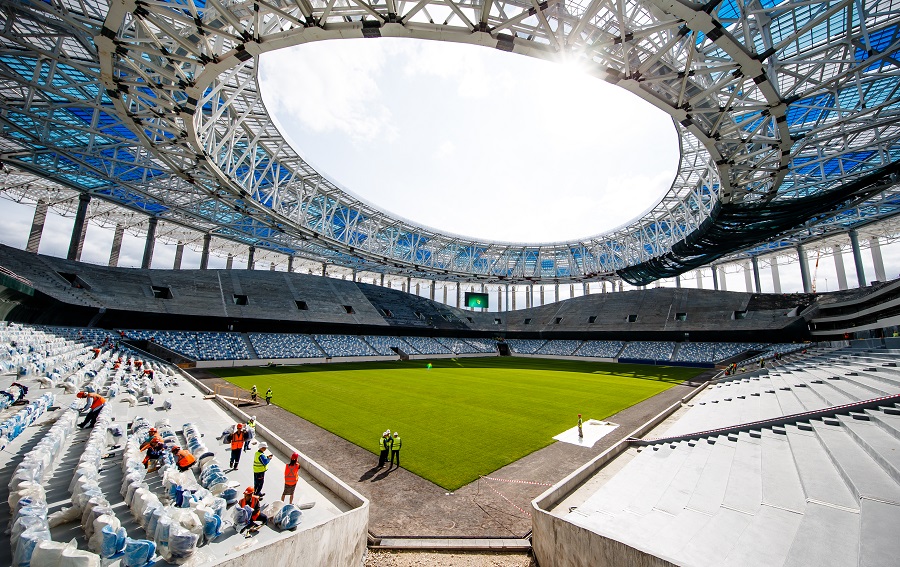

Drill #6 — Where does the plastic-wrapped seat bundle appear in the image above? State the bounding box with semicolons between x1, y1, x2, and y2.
30;539;71;566
166;523;199;564
274;504;302;531
13;524;51;567
122;538;155;567
98;523;127;559
59;545;101;567
81;501;114;539
221;486;239;506
87;514;121;555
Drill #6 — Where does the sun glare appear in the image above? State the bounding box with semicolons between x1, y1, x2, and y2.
259;39;679;243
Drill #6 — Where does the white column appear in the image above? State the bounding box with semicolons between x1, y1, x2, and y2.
744;262;753;292
771;256;782;293
870;236;887;282
833;246;848;290
849;230;866;287
696;270;704;289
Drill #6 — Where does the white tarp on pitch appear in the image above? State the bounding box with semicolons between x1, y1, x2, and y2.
554;419;619;448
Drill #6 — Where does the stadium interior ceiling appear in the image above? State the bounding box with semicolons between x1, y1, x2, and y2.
0;0;899;289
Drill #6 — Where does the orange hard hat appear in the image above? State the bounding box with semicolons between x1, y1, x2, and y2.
149;428;157;433
236;423;243;429
76;391;87;398
171;445;180;452
291;452;299;460
244;486;254;494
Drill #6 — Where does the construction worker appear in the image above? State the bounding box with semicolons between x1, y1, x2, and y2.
172;445;196;472
250;385;258;403
238;487;267;535
577;414;584;438
140;427;162;451
143;437;164;473
377;431;390;468
282;452;300;504
76;391;106;429
265;388;273;405
252;442;272;496
244;416;256;451
389;432;402;468
229;423;247;470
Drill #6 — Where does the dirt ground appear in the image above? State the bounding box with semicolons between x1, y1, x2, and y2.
365;550;537;567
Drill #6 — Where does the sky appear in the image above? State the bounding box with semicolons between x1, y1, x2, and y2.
0;38;898;308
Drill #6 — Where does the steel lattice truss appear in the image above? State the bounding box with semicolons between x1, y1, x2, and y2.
0;0;898;283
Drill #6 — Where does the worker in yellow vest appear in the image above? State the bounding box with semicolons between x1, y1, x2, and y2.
253;442;272;496
282;452;301;503
377;431;390;468
389;432;402;468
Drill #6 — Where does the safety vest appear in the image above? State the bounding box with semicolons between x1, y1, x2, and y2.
88;393;106;409
284;462;300;485
379;437;387;451
239;495;261;520
392;437;401;451
176;449;195;469
231;429;246;451
140;434;162;451
253;451;269;473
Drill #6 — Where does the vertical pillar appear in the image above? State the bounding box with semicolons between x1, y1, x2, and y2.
200;233;211;270
108;224;125;268
380;274;385;287
269;262;275;271
582;282;589;295
496;286;502;312
442;284;447;305
654;280;661;288
771;256;782;293
833;246;848;290
870;236;887;282
554;283;559;303
720;266;728;291
751;256;761;293
506;285;511;311
226;254;233;270
287;256;294;273
173;242;184;270
696;269;704;289
26;199;48;253
797;245;811;293
416;282;420;296
430;280;436;301
744;262;753;292
618;280;623;292
406;276;412;294
67;193;91;261
247;246;256;270
141;217;157;269
322;263;328;278
527;285;533;308
511;286;516;310
675;275;681;288
602;280;607;293
711;266;719;290
540;285;545;306
850;230;866;287
456;283;461;308
569;283;575;298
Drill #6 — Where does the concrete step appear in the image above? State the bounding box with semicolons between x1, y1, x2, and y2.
813;420;900;503
838;416;900;487
784;425;858;510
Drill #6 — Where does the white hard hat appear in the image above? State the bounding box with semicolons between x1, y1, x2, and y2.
393;432;399;437
259;442;267;449
251;416;256;421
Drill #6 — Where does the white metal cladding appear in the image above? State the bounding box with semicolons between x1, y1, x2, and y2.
0;0;898;282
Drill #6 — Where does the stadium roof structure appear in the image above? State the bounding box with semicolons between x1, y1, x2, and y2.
0;0;899;284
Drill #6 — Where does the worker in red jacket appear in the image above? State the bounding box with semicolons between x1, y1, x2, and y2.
238;487;268;535
76;391;106;429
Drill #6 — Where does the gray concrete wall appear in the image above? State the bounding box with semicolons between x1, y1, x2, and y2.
531;380;710;567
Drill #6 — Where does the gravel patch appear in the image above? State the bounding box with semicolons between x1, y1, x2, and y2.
365;550;536;567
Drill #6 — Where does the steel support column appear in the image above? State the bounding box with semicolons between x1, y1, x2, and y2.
744;262;753;292
26;199;48;254
771;256;782;294
226;254;233;270
67;193;90;261
675;276;681;288
850;230;866;287
288;256;294;273
108;224;125;268
200;234;211;270
751;257;761;293
248;246;255;270
797;245;811;293
870;236;887;282
173;242;184;270
141;217;157;269
696;270;704;289
833;246;848;290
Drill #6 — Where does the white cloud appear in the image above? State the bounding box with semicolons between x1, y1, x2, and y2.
259;41;397;143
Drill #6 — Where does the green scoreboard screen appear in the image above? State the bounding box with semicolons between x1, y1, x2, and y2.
465;292;489;309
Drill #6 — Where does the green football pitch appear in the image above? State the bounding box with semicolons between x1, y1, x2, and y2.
213;357;704;490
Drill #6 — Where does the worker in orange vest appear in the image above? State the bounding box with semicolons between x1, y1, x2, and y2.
282;452;301;504
76;391;106;429
171;445;196;472
238;487;268;536
143;437;164;473
229;423;247;470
